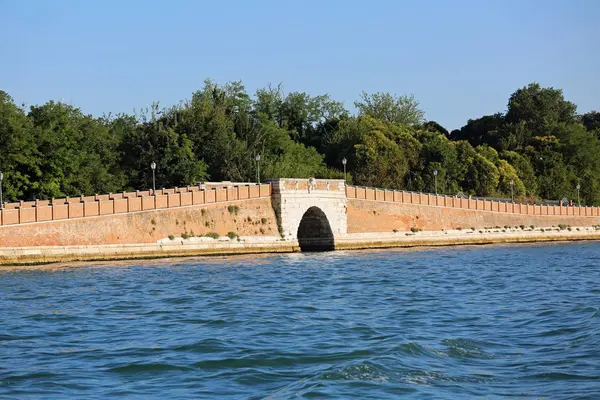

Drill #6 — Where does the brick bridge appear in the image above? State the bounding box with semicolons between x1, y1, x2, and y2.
1;178;599;254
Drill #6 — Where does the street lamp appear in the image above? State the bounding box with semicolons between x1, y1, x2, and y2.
539;156;546;172
510;179;514;203
0;172;3;210
433;169;438;195
150;161;156;195
342;157;347;183
255;154;261;184
576;183;581;206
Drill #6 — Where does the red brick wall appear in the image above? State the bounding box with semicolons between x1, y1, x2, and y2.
347;199;600;233
0;198;279;247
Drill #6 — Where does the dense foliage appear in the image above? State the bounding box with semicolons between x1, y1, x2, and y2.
1;81;599;204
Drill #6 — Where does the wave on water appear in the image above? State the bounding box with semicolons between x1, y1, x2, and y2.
107;363;194;373
2;242;600;399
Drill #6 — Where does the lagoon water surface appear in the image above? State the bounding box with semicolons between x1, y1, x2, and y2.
1;242;600;399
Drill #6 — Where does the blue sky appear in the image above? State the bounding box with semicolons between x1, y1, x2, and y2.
1;0;598;130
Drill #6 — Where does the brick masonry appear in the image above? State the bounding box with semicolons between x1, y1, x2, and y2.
347;199;600;233
1;181;600;252
0;198;278;247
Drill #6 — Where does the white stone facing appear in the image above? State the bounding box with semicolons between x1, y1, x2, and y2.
269;178;347;239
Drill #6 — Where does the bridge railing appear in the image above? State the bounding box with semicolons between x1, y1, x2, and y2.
345;186;600;218
0;183;271;226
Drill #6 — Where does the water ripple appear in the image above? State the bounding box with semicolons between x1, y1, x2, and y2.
1;242;600;399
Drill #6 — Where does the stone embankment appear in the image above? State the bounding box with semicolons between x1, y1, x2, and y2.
2;227;599;266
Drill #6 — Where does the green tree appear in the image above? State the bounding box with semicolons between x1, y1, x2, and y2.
328;116;421;189
506;83;577;133
500;151;537;195
423;120;449;136
581;111;600;132
355;92;424;126
466;154;499;196
118;115;208;190
28;101;125;198
497;159;525;198
449;113;505;147
476;145;500;164
0;91;39;201
414;130;460;194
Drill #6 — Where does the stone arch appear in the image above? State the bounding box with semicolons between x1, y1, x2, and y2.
296;206;335;252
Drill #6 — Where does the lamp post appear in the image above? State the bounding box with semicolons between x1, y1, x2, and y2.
342;157;347;183
150;161;156;195
510;179;514;203
255;154;261;184
538;156;547;199
433;169;438;195
0;172;3;210
576;183;581;207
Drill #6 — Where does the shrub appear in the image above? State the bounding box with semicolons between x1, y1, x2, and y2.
150;218;156;225
261;217;268;224
479;230;483;234
520;225;525;230
530;225;535;230
471;227;475;231
410;227;422;233
181;232;190;239
541;228;545;232
168;235;175;240
227;205;240;214
393;229;398;233
205;232;220;239
204;221;211;227
558;224;567;230
456;227;462;231
227;231;238;240
567;227;572;231
189;230;195;237
259;227;266;234
201;209;207;216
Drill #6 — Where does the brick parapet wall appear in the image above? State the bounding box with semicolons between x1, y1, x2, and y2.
0;198;279;247
345;186;600;218
0;183;271;226
347;199;600;233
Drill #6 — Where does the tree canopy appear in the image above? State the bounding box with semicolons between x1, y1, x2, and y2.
0;81;598;205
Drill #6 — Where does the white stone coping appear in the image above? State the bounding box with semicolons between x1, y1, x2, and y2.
338;227;600;241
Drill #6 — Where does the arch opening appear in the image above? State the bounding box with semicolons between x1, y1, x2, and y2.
297;206;334;252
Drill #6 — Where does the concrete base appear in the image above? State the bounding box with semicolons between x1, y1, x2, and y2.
335;229;600;250
0;240;298;266
1;228;599;266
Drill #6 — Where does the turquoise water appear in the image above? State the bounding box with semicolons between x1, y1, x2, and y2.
1;243;600;399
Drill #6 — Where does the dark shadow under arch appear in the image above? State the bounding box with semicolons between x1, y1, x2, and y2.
297;206;335;252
